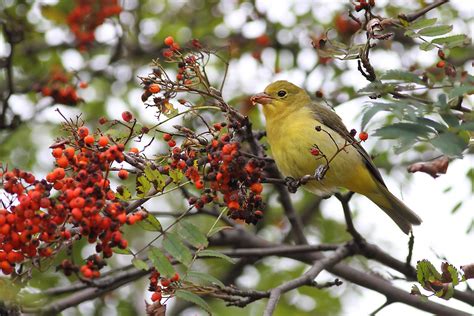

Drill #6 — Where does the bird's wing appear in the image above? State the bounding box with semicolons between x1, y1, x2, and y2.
308;102;387;187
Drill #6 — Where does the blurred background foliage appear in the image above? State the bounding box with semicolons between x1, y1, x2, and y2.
0;0;473;315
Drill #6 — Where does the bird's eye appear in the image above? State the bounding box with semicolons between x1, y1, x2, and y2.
277;90;287;97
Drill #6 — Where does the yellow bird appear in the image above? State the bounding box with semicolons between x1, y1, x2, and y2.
251;80;421;234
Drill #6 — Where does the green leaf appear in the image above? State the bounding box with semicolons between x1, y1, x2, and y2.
136;175;151;198
380;70;425;85
115;186;132;201
112;247;133;255
440;113;459;127
169;168;184;183
178;222;209;249
207;225;232;237
40;5;67;24
374;123;435;139
148;246;175;278
415;117;447;132
163;232;193;265
432;34;469;47
197;249;235;264
132;258;149;271
418;25;453;37
417;259;441;288
451;201;463;214
186;271;225;288
430;132;468;156
409;18;437;29
144;165;166;190
449;85;474;98
175;290;211;314
361;104;389;130
137;214;162;232
459;122;474;131
419;41;436;51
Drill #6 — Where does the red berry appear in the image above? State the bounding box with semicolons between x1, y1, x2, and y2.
118;169;129;180
359;131;369;141
164;36;174;46
99;117;108;125
151;291;162;302
436;61;446;68
148;84;160;93
78;126;89;139
98;136;109;147
84;135;95;145
79;81;88;89
310;148;320;156
167;140;176;147
195;180;204;190
161;279;171;287
250;183;263;194
122;111;133;122
52;148;63;158
163;133;172;141
171;272;180;282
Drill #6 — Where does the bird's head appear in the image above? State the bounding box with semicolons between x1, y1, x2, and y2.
251;80;311;118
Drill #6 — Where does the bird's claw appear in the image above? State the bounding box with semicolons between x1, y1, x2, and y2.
315;165;328;181
284;177;300;193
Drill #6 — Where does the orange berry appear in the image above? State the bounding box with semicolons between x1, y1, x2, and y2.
78;126;89;139
148;84;160;94
228;201;239;210
84;135;95;145
98;136;109;147
56;156;69;168
64;147;75;158
195;180;204;190
164;36;174;46
436;61;446;68
359;131;369;141
129;147;139;154
250;182;263;194
52;148;63;158
79;81;88;89
53;167;66;180
118;169;129;180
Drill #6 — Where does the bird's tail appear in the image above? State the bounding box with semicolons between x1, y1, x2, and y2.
366;183;422;234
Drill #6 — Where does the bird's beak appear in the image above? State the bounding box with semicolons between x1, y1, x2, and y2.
250;92;273;105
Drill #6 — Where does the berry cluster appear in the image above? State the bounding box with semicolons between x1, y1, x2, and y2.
67;0;122;50
163;128;265;224
148;269;181;303
37;69;84;106
0;125;144;277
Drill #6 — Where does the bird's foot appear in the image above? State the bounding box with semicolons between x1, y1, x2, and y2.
284;177;300;193
314;165;329;181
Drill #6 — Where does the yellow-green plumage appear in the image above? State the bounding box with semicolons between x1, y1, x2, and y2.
257;80;422;234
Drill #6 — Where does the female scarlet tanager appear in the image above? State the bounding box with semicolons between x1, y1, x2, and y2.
251;80;422;234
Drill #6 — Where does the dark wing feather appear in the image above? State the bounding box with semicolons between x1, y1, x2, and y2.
308;102;387;187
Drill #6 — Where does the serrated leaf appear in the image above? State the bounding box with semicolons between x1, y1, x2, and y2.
409;18;437;29
361;104;390;130
112;247;133;255
149;246;175;278
163;232;193;265
136;175;151;197
137;214;162;232
186;271;225;288
178;222;208;249
415;117;447;132
380;70;425;85
132;258;149;271
169;169;184;183
418;25;453;37
417;260;442;289
115;186;132;201
144;166;166;190
198;249;235;264
175;290;211;314
432;34;469;46
430;132;468;156
374;123;435;139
